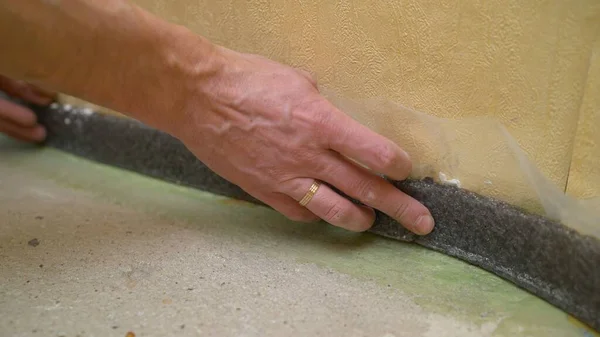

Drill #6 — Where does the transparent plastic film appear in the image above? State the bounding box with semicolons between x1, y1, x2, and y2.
321;88;600;238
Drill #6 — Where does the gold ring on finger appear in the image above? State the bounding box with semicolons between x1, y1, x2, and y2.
299;180;321;207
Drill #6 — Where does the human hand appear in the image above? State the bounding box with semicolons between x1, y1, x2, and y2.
173;47;435;234
0;75;55;143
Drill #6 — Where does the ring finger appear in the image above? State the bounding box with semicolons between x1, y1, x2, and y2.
314;152;434;235
286;177;375;232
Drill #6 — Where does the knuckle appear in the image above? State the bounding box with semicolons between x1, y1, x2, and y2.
393;201;411;221
280;177;308;196
354;178;380;204
306;99;336;132
323;202;349;224
376;144;399;170
312;107;333;130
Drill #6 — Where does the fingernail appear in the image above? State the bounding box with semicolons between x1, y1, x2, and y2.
414;215;434;235
400;148;411;161
396;149;412;179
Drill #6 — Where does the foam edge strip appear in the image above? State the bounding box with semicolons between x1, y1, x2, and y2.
27;102;600;331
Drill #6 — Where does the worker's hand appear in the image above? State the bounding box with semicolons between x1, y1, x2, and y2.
0;75;55;143
175;47;435;234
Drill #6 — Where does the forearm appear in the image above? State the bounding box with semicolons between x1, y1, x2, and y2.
0;0;220;132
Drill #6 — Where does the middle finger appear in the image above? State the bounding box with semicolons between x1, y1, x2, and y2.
313;152;435;235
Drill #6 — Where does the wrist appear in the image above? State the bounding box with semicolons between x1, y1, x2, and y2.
91;8;225;136
146;25;226;137
26;1;225;138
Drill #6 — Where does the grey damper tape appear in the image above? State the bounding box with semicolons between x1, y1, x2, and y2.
26;103;600;331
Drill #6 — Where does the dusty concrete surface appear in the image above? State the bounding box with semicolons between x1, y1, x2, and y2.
0;136;595;337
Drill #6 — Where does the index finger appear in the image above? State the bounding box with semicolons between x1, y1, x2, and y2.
321;103;412;181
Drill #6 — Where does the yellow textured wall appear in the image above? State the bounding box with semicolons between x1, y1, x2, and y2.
567;36;600;199
61;0;600;207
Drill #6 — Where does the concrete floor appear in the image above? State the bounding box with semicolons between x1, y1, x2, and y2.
0;136;594;337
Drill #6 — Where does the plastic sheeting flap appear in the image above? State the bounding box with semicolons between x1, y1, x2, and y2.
321;87;600;238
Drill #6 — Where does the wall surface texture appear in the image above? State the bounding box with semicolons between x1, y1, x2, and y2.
567;37;600;199
61;0;600;206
